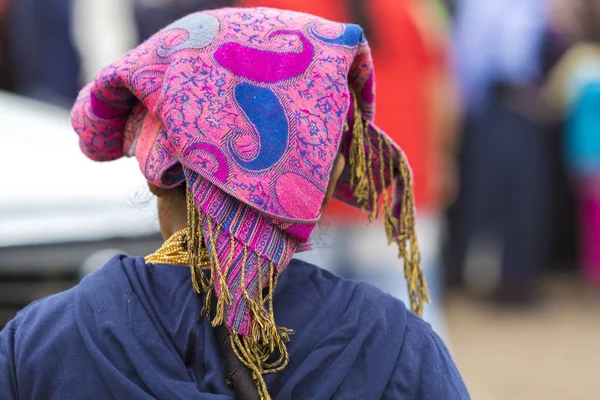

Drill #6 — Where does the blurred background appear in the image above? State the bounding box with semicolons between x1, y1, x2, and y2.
1;0;600;398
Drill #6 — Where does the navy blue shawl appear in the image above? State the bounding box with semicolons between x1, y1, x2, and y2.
0;256;469;399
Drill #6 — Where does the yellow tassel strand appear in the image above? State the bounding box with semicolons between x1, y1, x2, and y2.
348;91;370;209
186;187;212;295
227;247;292;400
383;138;399;245
363;118;379;221
347;90;430;316
376;133;397;244
206;220;233;327
146;185;293;399
395;148;430;315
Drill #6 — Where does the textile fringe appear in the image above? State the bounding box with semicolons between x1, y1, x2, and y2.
394;149;430;315
185;186;291;400
347;91;430;316
206;220;234;327
234;251;292;399
349;91;371;210
186;188;211;296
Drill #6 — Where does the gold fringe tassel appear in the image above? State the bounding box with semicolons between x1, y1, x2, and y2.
206;220;234;327
186;188;214;315
395;151;431;315
180;83;433;397
347;91;431;316
185;185;291;400
348;91;371;210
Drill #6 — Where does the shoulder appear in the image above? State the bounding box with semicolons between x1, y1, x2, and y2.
6;282;80;351
0;256;156;398
0;282;81;399
385;311;471;400
1;255;142;367
279;259;408;325
278;260;469;400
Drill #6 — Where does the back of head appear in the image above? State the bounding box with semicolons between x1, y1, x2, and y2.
71;8;428;398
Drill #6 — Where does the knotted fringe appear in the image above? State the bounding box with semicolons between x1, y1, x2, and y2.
347;91;431;316
186;187;211;296
185;187;291;400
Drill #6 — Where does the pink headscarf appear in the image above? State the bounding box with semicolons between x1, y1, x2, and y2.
72;7;427;388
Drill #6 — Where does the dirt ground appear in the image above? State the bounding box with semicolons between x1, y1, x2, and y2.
445;275;600;400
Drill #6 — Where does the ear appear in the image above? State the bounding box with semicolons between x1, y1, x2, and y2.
148;183;169;197
322;153;347;209
331;153;347;184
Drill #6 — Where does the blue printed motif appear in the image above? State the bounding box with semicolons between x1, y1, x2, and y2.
228;83;289;172
309;23;366;47
157;13;220;57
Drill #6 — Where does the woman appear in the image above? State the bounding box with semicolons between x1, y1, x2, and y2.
449;0;551;303
545;0;600;287
0;8;469;399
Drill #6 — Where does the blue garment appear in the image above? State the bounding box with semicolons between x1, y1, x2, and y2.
0;256;469;399
567;84;600;174
295;219;448;340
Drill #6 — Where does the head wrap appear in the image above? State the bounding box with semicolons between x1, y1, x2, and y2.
71;7;428;397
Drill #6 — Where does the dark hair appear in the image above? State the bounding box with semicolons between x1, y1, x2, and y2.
176;182;187;195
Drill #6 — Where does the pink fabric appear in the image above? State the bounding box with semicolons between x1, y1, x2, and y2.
71;8;411;335
579;177;600;287
213;29;315;83
72;9;375;234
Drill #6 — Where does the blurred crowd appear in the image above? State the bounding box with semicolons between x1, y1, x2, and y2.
1;0;600;326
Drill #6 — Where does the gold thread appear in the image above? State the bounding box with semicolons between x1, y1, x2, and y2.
377;134;396;244
348;91;370;208
395;150;430;315
347;89;430;316
363;118;378;221
383;138;398;244
206;221;233;327
144;229;191;266
146;185;292;399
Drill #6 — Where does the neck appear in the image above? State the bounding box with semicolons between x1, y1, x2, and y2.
161;218;188;240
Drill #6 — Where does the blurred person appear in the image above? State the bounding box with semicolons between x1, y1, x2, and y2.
72;0;137;83
238;0;461;337
5;0;80;106
447;0;552;303
133;0;234;42
73;0;234;84
544;0;600;287
0;9;469;400
452;0;547;113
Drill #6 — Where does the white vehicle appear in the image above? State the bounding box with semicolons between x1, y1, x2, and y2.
0;92;161;326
